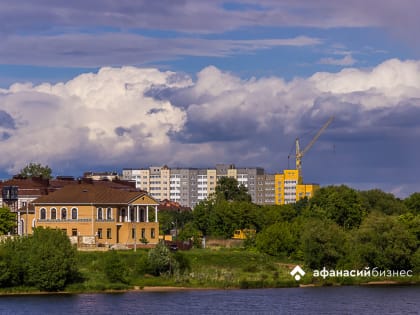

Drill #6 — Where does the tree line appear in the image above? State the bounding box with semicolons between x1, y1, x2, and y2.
181;178;420;272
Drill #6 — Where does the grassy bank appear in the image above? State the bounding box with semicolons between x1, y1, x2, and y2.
66;248;300;292
1;247;419;294
70;248;420;292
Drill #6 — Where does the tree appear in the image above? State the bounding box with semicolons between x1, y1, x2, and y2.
215;177;252;202
0;207;16;235
405;192;420;214
19;162;52;179
354;213;417;270
360;189;407;215
147;242;172;276
177;222;202;248
307;185;366;229
27;228;78;291
193;200;214;236
255;222;296;257
301;218;348;269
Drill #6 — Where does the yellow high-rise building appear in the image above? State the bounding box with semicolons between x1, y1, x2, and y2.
274;169;318;205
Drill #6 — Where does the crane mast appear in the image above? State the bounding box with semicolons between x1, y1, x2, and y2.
295;116;334;174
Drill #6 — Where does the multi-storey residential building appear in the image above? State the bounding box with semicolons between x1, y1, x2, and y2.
123;164;319;207
274;169;319;204
122;166;170;201
123;164;268;208
256;174;276;205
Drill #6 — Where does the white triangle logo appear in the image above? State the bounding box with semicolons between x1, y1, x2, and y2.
290;265;305;281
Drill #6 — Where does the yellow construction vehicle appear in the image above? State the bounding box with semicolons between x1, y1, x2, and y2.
232;229;256;240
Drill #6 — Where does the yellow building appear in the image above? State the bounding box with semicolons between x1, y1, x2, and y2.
274;169;318;205
31;183;160;248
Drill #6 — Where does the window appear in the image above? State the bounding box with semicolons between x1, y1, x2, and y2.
97;207;103;220
97;228;103;239
72;228;77;236
151;228;155;239
107;207;112;220
61;208;67;220
130;207;135;221
61;229;67;234
106;228;112;239
40;208;46;220
132;228;136;239
51;208;57;220
141;228;145;239
121;208;126;222
71;208;78;220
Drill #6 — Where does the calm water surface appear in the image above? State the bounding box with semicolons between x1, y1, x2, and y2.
0;286;419;315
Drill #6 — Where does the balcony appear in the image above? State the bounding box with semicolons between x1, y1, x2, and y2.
37;218;92;223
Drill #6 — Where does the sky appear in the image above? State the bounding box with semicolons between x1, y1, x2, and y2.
0;0;419;197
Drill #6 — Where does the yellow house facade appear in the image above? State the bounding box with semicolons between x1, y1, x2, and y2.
274;169;319;205
32;183;160;248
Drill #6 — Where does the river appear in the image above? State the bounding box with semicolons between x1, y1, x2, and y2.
0;286;419;314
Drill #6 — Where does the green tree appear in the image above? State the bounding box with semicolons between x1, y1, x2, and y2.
27;228;78;291
147;242;172;276
0;207;16;235
260;204;297;228
255;221;296;257
307;185;366;229
215;177;252;202
19;162;52;179
405;192;420;214
301;218;348;269
354;213;417;270
177;221;202;248
360;189;407;215
193;200;214;236
0;236;32;286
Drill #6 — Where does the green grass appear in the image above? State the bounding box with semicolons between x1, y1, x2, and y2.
68;248;302;291
3;248;419;294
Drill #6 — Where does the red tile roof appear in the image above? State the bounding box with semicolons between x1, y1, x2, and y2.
33;183;157;205
158;199;191;212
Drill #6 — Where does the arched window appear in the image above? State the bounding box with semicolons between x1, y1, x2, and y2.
97;207;103;220
71;208;78;220
107;207;112;220
61;208;67;220
40;208;46;220
51;208;57;220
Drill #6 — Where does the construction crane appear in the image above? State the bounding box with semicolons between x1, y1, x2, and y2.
295;116;334;174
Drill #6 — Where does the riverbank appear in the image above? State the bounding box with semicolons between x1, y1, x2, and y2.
0;248;418;295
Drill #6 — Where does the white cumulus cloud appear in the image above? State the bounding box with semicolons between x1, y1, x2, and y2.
1;59;420;196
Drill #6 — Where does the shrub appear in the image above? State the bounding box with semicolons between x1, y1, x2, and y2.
103;251;130;284
27;228;78;291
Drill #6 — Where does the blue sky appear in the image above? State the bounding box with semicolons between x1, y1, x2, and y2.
0;0;419;197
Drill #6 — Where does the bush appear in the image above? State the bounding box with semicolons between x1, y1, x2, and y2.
27;228;78;291
0;228;79;291
103;251;130;284
148;243;172;276
301;218;348;269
